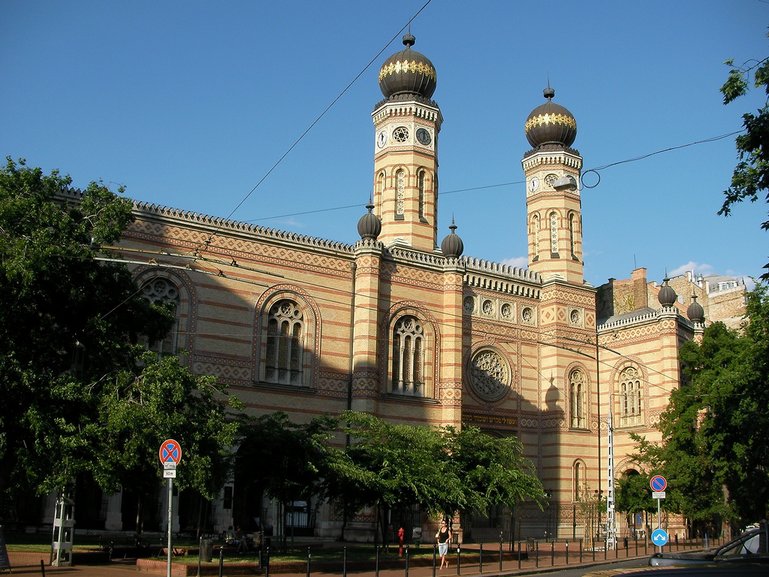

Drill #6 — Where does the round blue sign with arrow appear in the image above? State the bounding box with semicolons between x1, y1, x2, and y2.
651;528;669;547
650;474;667;492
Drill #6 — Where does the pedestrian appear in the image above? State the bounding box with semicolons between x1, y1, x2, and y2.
398;526;405;558
435;519;452;569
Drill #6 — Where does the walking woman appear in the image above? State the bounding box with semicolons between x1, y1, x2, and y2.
435;519;452;569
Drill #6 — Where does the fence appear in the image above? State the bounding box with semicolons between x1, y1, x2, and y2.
190;532;723;577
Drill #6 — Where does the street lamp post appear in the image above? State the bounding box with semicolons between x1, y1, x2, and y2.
606;398;617;550
545;491;552;540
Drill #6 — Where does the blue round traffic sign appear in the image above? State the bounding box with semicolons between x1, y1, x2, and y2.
650;474;667;492
159;439;182;465
651;528;669;547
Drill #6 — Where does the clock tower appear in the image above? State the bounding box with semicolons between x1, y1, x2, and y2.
522;88;584;283
372;34;442;252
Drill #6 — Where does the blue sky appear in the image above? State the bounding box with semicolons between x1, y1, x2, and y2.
2;1;767;288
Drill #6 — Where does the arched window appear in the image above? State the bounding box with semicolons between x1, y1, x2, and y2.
417;170;425;220
391;316;424;396
568;212;576;257
549;211;559;255
619;366;642;426
140;278;180;356
376;170;385;217
569;368;587;429
573;460;586;501
265;300;304;385
395;169;406;218
531;214;540;259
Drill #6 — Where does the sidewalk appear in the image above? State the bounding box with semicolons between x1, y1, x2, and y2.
6;544;657;577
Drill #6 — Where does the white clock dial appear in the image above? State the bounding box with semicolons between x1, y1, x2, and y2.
376;130;387;148
528;177;539;192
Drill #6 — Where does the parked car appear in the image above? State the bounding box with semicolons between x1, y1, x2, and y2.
649;522;768;567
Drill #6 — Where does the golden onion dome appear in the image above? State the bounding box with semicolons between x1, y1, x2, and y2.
524;87;577;149
378;34;437;99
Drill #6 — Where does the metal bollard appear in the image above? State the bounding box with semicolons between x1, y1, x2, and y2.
566;540;569;564
479;541;483;573
551;540;554;566
456;544;461;575
343;546;347;577
40;559;46;577
218;546;224;577
306;546;311;577
375;545;380;577
197;536;202;577
404;546;409;577
499;532;503;571
517;539;521;570
432;543;437;577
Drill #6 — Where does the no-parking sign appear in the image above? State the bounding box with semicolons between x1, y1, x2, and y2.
159;439;182;467
650;474;667;492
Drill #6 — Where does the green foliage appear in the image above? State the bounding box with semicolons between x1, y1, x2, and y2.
324;412;544;527
442;425;545;514
0;158;239;522
631;283;769;528
720;39;769;278
92;352;241;500
329;412;459;518
235;412;337;509
615;471;655;516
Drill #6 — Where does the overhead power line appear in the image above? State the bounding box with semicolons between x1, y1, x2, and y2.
196;0;435;252
241;129;743;223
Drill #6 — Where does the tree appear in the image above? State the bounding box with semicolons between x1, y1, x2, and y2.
720;38;769;278
615;471;655;532
442;425;544;516
0;158;239;526
325;412;544;542
632;283;769;532
234;412;336;541
327;411;459;543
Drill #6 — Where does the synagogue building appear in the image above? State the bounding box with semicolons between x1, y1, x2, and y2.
52;34;741;544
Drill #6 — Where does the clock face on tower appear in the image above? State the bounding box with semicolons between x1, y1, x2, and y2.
376;130;387;148
528;177;539;193
416;127;431;146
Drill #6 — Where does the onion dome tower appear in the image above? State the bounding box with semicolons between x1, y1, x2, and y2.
378;33;437;99
658;278;677;308
372;34;442;252
357;203;381;240
687;294;705;324
524;87;577;149
440;222;464;259
521;87;583;283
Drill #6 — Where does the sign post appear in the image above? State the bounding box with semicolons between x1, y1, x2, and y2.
159;439;182;577
649;475;668;551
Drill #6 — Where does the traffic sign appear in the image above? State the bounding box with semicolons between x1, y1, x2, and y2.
650;474;667;492
651;528;669;547
163;469;177;479
159;439;182;466
652;491;666;499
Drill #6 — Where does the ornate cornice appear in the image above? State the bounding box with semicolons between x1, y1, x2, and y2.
130;201;355;257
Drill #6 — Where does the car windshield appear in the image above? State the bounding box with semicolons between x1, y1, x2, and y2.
717;532;760;557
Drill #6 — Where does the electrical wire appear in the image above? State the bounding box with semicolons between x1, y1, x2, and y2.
98;243;695;398
196;0;435;252
231;129;743;224
580;130;743;189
